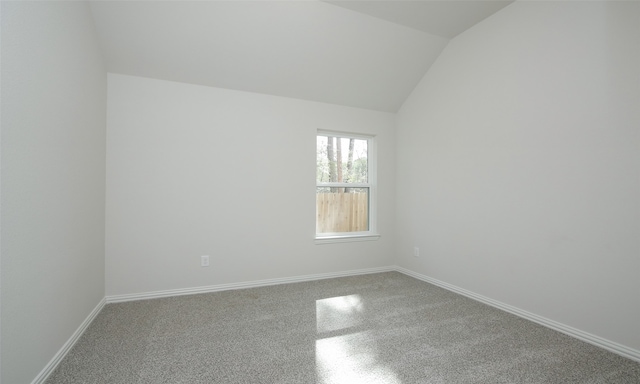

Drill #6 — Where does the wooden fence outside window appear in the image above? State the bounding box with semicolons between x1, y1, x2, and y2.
316;192;368;233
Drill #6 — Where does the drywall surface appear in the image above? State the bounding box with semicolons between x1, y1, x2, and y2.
1;2;107;383
105;74;395;296
89;1;448;113
396;1;640;351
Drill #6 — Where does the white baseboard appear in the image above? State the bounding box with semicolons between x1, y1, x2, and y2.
32;265;638;384
30;266;392;383
106;266;395;303
31;297;107;384
394;266;640;363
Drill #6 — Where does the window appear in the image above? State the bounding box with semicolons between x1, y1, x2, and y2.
316;131;378;243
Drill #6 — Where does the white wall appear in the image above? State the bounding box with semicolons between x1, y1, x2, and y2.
396;1;640;351
1;2;107;383
106;74;395;296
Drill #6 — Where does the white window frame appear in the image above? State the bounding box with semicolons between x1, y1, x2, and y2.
315;130;380;244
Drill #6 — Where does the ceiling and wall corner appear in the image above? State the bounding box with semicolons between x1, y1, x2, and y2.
88;0;513;112
325;0;514;38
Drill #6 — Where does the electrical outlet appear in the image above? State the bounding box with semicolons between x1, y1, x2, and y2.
413;247;419;258
201;255;210;267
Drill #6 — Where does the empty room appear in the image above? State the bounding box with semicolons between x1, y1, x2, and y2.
1;0;639;383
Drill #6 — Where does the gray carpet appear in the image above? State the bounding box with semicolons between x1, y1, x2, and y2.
46;272;640;383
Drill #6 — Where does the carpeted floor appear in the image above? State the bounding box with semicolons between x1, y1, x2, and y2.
46;272;640;383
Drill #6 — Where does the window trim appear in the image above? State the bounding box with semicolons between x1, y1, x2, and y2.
314;233;381;245
315;130;379;243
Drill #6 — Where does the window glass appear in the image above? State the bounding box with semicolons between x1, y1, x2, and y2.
316;136;368;184
316;134;373;236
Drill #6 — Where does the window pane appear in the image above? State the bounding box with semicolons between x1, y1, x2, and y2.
317;136;367;183
316;187;369;233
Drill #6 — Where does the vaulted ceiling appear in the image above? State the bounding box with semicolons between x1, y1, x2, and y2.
89;1;514;112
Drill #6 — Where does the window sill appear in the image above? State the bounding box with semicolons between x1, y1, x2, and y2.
315;234;381;245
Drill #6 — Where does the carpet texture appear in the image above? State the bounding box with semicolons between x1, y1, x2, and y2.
46;272;640;383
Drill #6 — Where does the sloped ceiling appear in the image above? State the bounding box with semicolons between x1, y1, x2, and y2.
89;1;513;112
326;0;514;39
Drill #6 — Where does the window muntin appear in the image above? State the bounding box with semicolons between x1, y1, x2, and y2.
316;133;376;239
